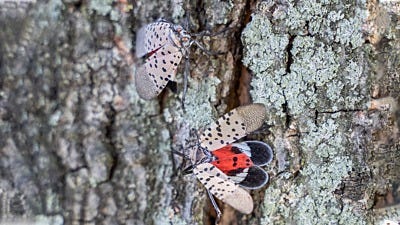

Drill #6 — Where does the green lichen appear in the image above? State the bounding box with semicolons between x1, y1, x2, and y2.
205;0;234;26
250;69;286;119
127;82;160;116
262;118;366;224
170;75;221;130
370;205;400;225
153;208;188;225
171;4;185;22
241;14;288;119
242;15;289;75
243;1;368;117
48;110;62;126
35;215;64;225
242;0;370;224
88;0;113;16
285;0;366;48
35;0;64;24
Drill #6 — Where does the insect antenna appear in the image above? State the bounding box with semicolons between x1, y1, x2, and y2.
171;149;189;159
178;3;228;109
190;27;231;56
182;0;191;32
249;122;273;136
180;28;227;109
181;46;191;110
191;27;232;38
179;1;193;110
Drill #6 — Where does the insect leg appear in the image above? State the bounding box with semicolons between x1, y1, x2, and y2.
206;189;221;225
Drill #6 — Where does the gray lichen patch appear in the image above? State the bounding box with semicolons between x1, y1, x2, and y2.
110;108;175;224
1;0;179;224
152;172;203;225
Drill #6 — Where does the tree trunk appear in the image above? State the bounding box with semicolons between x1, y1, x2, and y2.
0;0;399;225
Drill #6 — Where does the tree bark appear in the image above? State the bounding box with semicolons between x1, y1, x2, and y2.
0;0;399;225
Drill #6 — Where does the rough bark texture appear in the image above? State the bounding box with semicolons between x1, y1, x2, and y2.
0;0;399;225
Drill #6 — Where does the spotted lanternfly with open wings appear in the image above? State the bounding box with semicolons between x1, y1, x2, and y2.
189;103;273;216
135;20;192;100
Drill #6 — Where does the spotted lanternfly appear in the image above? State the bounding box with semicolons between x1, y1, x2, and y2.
135;20;192;100
186;103;273;219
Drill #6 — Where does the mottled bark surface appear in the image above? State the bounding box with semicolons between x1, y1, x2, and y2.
0;0;399;225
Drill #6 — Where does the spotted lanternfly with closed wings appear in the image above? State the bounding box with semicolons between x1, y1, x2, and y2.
135;19;226;105
186;103;273;219
135;20;192;100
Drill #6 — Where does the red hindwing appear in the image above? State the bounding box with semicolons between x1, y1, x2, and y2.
210;145;254;174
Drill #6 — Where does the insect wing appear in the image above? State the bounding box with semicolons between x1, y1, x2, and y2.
227;166;269;190
135;66;158;99
210;144;270;189
193;163;253;214
232;141;273;166
200;103;267;151
135;26;148;58
135;44;183;99
210;145;254;174
136;21;172;58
